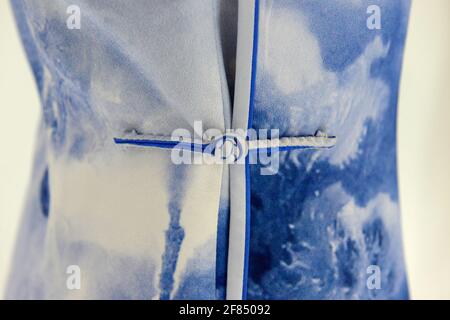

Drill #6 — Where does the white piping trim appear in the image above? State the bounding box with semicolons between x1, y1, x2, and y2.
227;0;257;300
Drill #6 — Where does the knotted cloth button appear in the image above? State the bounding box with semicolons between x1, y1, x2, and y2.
209;134;247;163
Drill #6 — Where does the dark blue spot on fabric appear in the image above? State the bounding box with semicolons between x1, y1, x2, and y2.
40;168;50;217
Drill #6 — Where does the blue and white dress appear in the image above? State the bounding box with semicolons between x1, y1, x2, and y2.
6;0;410;300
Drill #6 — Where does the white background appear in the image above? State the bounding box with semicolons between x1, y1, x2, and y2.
1;1;449;299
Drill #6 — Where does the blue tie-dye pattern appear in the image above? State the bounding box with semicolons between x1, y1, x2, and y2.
8;0;230;299
159;165;186;300
7;0;410;300
247;0;410;299
215;200;230;299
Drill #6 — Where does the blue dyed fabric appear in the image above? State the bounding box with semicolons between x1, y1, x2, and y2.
6;0;409;300
248;0;410;299
7;0;234;300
